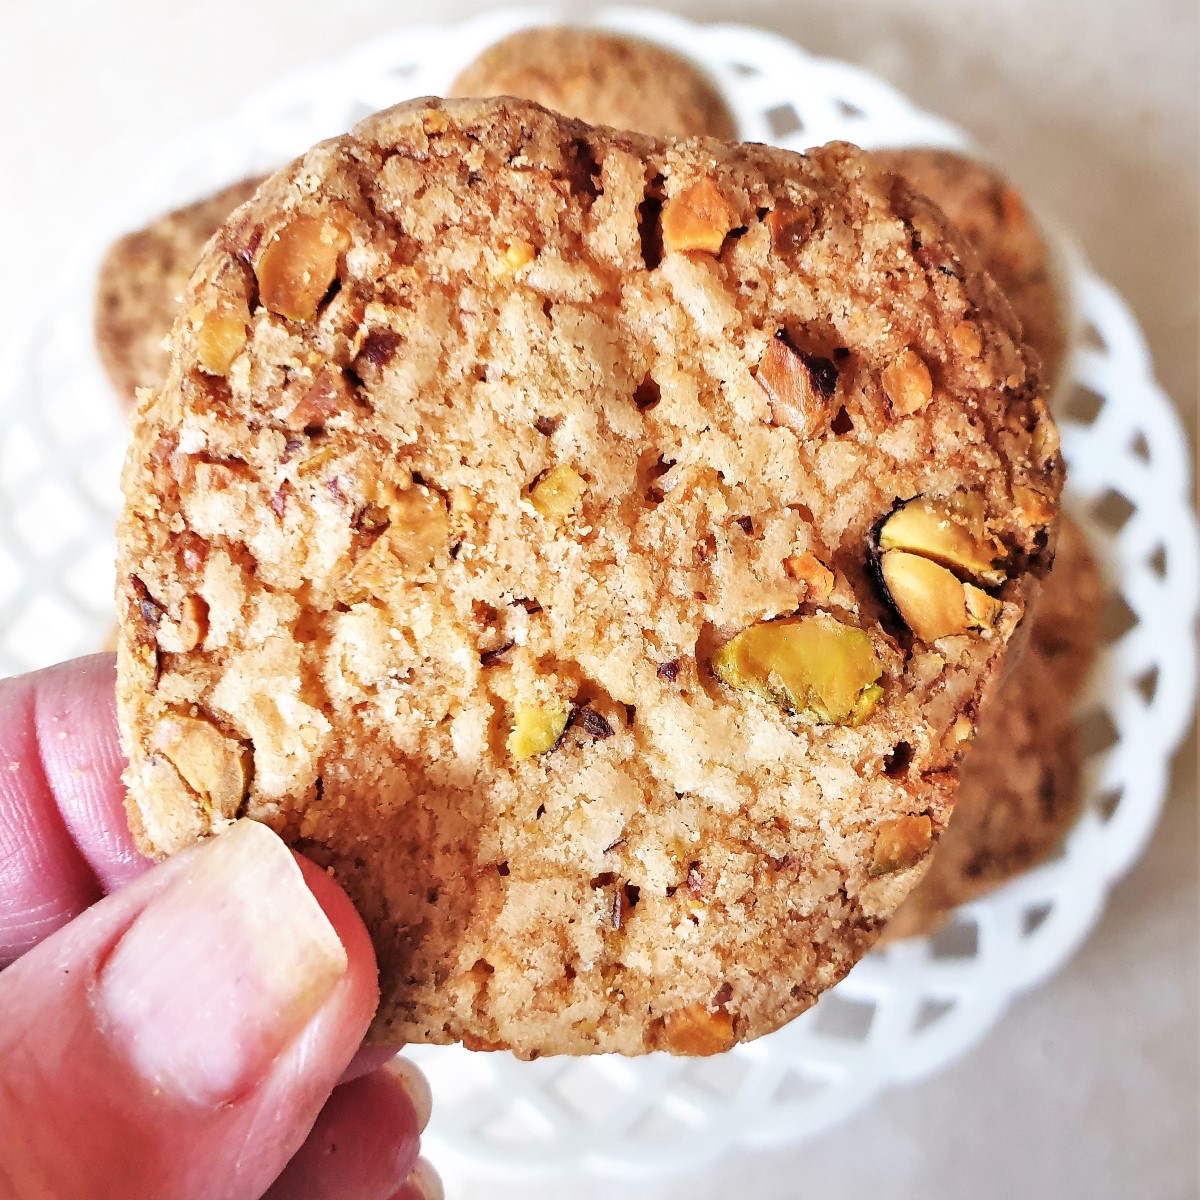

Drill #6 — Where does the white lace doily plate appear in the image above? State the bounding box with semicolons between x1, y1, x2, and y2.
1;7;1196;1191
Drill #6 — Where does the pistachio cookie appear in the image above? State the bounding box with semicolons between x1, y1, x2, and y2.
885;519;1102;939
450;27;735;139
117;98;1062;1056
95;177;266;406
873;148;1065;385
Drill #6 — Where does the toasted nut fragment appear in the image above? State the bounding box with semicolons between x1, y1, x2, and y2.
661;179;737;254
176;595;209;652
882;348;933;416
713;614;883;725
870;814;933;875
256;213;349;321
151;714;249;819
764;201;816;253
286;365;355;430
461;1033;507;1053
952;320;982;358
963;583;1002;628
783;551;834;601
660;1002;736;1056
879;550;1000;641
346;485;451;597
191;296;250;375
496;238;536;274
1014;483;1056;526
1032;414;1060;464
507;703;570;759
757;331;838;440
530;465;585;522
878;496;1005;585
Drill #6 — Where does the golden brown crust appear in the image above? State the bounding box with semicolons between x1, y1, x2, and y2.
94;177;266;406
450;27;735;140
884;519;1102;939
872;148;1065;386
117;98;1061;1056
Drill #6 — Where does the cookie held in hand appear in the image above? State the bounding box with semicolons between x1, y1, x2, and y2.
117;98;1062;1056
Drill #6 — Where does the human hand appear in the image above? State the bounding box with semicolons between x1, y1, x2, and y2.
0;654;440;1200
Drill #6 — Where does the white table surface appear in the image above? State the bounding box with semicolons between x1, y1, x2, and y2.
1;2;1195;1197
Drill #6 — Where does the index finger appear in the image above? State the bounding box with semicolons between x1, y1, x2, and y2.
0;653;148;963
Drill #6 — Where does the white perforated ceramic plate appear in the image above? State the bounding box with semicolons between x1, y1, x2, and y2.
1;8;1196;1192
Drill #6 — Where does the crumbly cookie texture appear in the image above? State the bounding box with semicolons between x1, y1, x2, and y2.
873;148;1065;387
884;518;1102;940
95;177;266;406
117;97;1062;1056
450;27;735;140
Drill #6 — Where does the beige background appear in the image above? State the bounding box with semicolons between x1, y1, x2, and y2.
0;1;1195;1196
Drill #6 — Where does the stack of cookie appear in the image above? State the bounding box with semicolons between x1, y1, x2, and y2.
104;26;1095;1058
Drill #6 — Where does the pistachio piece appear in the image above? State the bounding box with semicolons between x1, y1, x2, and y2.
530;465;585;522
660;1002;736;1056
756;330;838;440
882;348;933;416
783;551;835;601
507;703;570;759
342;484;450;601
661;179;737;254
877;496;1005;586
870;814;933;875
712;614;883;725
151;713;250;820
256;213;349;322
191;296;250;376
878;551;1000;642
496;238;536;274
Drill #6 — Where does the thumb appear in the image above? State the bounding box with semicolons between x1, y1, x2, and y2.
0;819;379;1200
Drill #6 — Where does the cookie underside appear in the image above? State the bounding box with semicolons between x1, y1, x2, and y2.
117;98;1060;1056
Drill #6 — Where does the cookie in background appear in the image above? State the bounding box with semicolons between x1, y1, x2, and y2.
95;177;266;407
873;147;1066;386
450;26;735;139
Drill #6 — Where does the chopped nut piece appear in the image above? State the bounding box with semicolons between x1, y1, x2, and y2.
660;1002;736;1055
286;365;355;430
151;714;250;819
1014;484;1056;526
764;202;816;253
661;179;737;254
256;213;349;321
530;465;585;522
878;550;1000;642
461;1033;506;1052
573;706;615;740
712;614;883;725
496;238;536;274
783;551;834;601
191;296;250;375
176;595;209;652
952;320;982;358
343;485;451;599
757;331;838;439
882;348;933;416
507;703;570;759
870;814;933;875
877;496;1005;585
963;583;1002;628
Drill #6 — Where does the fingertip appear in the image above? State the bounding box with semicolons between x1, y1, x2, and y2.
293;851;380;1017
